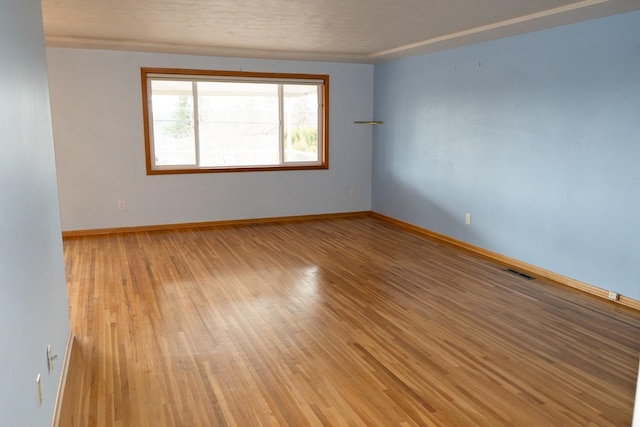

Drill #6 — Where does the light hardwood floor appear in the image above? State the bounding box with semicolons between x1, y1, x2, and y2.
59;217;640;426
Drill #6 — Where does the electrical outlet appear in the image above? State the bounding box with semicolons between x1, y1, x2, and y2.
118;199;126;211
348;189;356;199
465;213;471;225
47;345;57;374
607;291;619;301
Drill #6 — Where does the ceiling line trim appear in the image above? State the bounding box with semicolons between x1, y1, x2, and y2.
367;0;613;59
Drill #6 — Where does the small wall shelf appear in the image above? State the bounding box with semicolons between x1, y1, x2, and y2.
354;121;383;125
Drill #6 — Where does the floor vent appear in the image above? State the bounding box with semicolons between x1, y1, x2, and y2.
506;269;535;280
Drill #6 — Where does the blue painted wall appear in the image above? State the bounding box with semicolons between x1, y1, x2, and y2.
0;0;70;425
372;11;640;300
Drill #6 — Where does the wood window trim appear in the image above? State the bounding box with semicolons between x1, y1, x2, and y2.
141;67;329;175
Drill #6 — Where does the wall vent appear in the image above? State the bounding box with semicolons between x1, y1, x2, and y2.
506;269;535;280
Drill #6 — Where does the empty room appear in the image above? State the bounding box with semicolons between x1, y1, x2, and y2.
1;0;640;426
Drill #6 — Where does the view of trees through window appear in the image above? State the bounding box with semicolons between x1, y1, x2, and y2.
142;69;327;173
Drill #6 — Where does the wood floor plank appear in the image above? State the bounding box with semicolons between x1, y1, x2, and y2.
59;217;640;426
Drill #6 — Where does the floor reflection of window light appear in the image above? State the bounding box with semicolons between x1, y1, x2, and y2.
296;265;319;297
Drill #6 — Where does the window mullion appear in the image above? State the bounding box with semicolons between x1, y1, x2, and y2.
278;84;284;165
192;81;201;167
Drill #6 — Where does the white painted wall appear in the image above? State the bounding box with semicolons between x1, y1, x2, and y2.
0;1;70;425
47;48;374;231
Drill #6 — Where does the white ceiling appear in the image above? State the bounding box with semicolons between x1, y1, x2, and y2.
41;0;640;63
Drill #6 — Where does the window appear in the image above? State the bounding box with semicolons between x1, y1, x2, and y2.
141;68;329;174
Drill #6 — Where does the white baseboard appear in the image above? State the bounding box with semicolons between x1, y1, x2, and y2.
51;331;74;427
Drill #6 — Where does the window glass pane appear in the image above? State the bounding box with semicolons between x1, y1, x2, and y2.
150;80;196;166
283;84;319;163
197;82;279;167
